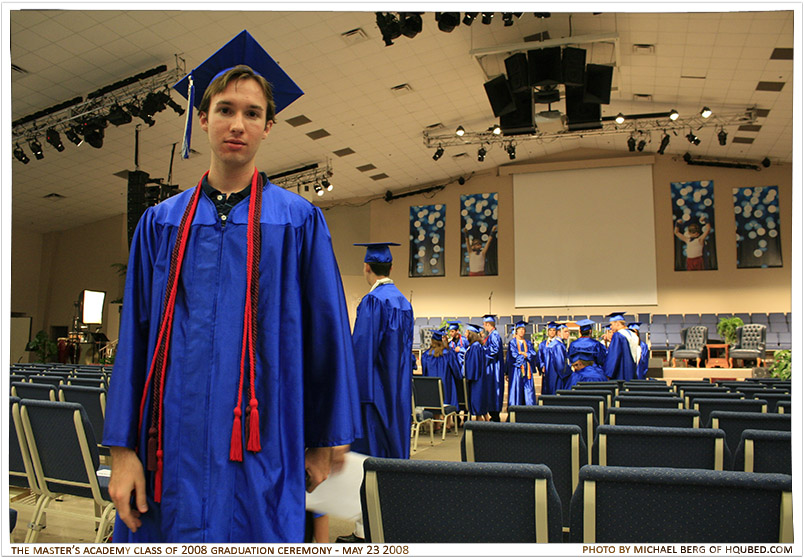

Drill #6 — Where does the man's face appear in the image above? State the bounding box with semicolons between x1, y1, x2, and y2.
483;322;495;333
610;320;625;332
547;328;556;338
199;78;272;170
560;328;570;340
515;327;525;340
451;329;460;340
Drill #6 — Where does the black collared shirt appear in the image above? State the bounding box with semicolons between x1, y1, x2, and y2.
201;174;262;223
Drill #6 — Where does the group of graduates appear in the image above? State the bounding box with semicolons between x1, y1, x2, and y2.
419;312;650;418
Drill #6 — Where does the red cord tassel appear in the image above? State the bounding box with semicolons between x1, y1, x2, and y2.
146;427;158;471
154;450;164;503
229;407;243;462
246;398;261;452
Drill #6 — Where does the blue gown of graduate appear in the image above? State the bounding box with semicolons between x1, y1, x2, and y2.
483;329;504;412
541;338;569;395
506;337;539;406
103;177;361;543
463;342;486;415
564;363;609;388
350;282;414;460
604;329;640;381
636;341;649;379
449;336;469;369
421;348;461;407
568;336;608;367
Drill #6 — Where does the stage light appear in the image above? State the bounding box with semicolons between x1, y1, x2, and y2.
314;184;324;197
700;106;712;118
669;109;679;121
762;157;771;168
477;146;486;162
456;125;465;137
141;91;169;119
718;128;727;146
490;124;501;135
433;146;444;160
165;94;185;116
322;177;333;191
481;13;494;24
657;132;670;154
502;13;514;26
13;143;29;164
46;128;65;152
686;131;700;145
80;116;107;149
107;103;133;126
534;13;551;18
637;139;646;152
65;126;83;146
399;13;422;38
463;12;478;25
376;12;401;46
436;12;460;32
615;113;625;124
683;152;692;163
627;136;636;152
506;143;516;160
28;137;44;160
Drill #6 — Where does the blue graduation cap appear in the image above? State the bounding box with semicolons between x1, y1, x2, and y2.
431;329;444;341
465;323;482;334
545;321;558;329
483;314;496;323
607;312;627;322
173;30;304;159
447;321;461;331
514;320;528;330
576;318;595;332
556;323;568;330
569;349;597;364
353;242;400;263
628;322;643;331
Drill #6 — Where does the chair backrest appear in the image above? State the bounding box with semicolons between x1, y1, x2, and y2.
733;430;792;474
12;382;55;402
58;385;107;442
607;407;700;429
412;376;446;413
710;411;791;455
572;382;619;396
556;389;610;408
508;405;597;464
754;391;791;412
462;422;586;529
622;383;672;392
19;399;105;502
361;458;563;543
67;377;107;389
569;465;793;543
736;324;767;349
27;375;63;389
778;401;791;414
682;325;709;350
613;395;683;410
9;397;38;491
538;395;604;423
618;390;677;398
593;425;729;470
694;398;767;427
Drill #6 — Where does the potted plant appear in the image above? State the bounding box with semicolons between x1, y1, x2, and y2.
716;316;744;345
25;330;57;363
769;350;791;380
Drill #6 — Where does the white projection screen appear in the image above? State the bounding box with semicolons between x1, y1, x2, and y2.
513;164;658;308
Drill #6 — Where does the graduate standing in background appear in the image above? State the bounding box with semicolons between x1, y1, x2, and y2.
555;324;573;389
447;321;469;368
340;241;413;543
506;321;539;406
421;329;461;408
104;31;361;543
629;322;650;380
565;348;609;388
463;323;488;420
604;312;641;380
482;315;504;422
568;319;607;367
539;322;568;395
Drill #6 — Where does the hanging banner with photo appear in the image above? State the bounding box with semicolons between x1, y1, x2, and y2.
670;180;718;271
409;204;446;277
460;192;499;276
733;186;782;268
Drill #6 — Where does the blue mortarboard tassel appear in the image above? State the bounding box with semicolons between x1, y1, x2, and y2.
181;75;194;159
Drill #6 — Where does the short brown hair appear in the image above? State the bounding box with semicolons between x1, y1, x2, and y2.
198;65;276;123
369;262;392;277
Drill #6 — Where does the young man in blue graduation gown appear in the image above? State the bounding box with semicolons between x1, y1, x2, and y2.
447;321;469;367
629;322;650;380
482;315;504;421
103;31;361;543
568;319;607;367
506;321;539;406
539;322;568;395
463;323;488;419
603;312;641;381
564;348;609;388
421;329;461;407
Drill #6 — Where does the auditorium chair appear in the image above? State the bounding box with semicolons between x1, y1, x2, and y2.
613;395;684;410
412;376;458;440
733;430;791;474
360;458;563;542
729;324;766;367
692;398;767;427
777;401;791;414
569;465;793;543
409;394;434;452
508;405;597;463
556;389;611;409
606;407;700;429
710;411;790;458
538;395;604;423
11;382;55;402
671;325;708;367
58;385;109;456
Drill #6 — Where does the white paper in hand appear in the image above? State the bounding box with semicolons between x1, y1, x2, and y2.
305;452;368;519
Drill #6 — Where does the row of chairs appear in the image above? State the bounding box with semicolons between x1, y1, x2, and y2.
359;457;792;543
9;397;115;542
10;374;108;390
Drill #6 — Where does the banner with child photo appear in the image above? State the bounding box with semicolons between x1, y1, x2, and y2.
460;193;499;276
670;180;718;271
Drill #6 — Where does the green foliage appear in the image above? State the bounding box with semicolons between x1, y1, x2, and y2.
717;316;744;345
769;350;791;380
28;330;57;363
531;327;548;346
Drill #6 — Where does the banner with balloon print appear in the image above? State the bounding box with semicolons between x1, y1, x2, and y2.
733;186;782;268
460;193;499;276
409;204;446;277
670;180;718;271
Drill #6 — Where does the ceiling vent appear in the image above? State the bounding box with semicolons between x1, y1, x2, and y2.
633;93;653;102
632;44;655;55
391;83;413;96
341;28;369;46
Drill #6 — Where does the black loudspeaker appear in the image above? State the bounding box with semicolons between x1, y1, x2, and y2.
500;89;535;135
527;47;562;86
504;52;530;93
564;85;601;131
583;63;613;104
647;358;664;379
127;170;150;247
561;47;586;86
483;75;516;117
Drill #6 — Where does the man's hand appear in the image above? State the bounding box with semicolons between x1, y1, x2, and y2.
108;446;148;533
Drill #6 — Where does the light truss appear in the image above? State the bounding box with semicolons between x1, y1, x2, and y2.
268;160;333;194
